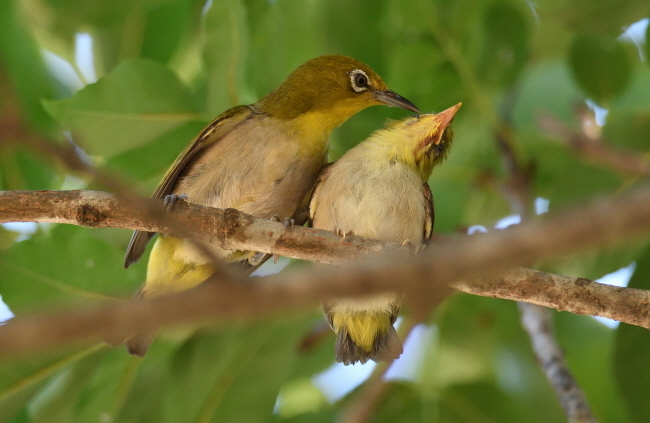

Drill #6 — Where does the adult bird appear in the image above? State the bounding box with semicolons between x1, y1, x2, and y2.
309;103;461;365
121;55;420;356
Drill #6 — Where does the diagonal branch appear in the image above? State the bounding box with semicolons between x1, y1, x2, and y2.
0;187;650;358
499;101;597;422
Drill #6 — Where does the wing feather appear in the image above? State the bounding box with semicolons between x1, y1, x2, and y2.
422;182;434;245
124;105;255;268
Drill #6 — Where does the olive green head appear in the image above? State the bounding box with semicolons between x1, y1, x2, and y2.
370;103;461;180
255;55;419;126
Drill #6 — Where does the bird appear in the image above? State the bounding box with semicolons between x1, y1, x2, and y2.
308;103;461;365
120;55;420;356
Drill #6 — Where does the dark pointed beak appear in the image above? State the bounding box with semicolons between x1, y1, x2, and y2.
374;90;420;113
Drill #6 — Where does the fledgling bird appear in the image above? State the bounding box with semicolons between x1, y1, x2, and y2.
120;55;419;356
309;103;461;365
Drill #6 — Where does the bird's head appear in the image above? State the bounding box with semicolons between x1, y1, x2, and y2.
256;55;419;134
370;103;461;180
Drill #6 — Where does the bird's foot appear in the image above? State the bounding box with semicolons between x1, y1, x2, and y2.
163;193;188;211
269;215;294;263
402;239;426;254
401;239;413;247
249;251;269;266
336;229;357;239
271;214;295;229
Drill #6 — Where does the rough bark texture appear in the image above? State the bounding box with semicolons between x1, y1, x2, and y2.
1;188;650;358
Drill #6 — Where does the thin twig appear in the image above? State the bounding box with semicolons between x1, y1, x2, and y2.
498;104;597;422
538;113;650;178
519;304;597;423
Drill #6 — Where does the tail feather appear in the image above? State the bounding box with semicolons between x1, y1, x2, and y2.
126;326;158;357
334;325;402;366
104;289;158;357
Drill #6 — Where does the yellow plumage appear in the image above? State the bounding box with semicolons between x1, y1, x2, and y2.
119;55;419;356
310;104;461;365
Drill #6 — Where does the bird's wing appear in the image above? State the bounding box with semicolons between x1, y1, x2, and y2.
307;162;335;225
422;182;434;245
124;105;256;268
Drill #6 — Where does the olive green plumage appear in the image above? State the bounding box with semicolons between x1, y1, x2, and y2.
119;55;419;356
309;103;461;365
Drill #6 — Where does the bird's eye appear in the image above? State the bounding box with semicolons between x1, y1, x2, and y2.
349;69;369;92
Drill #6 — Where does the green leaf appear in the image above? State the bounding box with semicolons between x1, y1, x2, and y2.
140;0;199;64
44;59;200;158
0;345;107;423
202;0;250;114
0;0;59;134
439;382;529;423
569;34;632;103
512;60;583;128
477;2;530;87
0;149;61;191
427;294;566;422
614;245;650;423
527;135;622;208
158;319;309;423
106;120;208;194
543;0;649;35
0;225;142;313
646;22;650;70
372;382;434;423
244;0;328;101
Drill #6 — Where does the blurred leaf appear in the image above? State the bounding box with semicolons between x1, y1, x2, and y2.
528;136;621;208
202;0;250;114
512;60;583;129
106;120;208;194
439;382;527;423
140;0;200;64
44;59;199;158
385;42;466;112
276;378;328;419
0;148;61;191
322;0;387;68
371;382;434;423
614;245;650;423
604;110;650;154
646;21;650;69
42;0;173;37
543;240;646;282
245;0;327;99
543;0;649;35
569;34;632;104
0;225;141;313
426;294;565;422
0;0;58;134
477;2;530;87
28;347;107;423
271;410;337;423
0;226;18;250
287;320;338;381
0;345;106;423
156;318;311;423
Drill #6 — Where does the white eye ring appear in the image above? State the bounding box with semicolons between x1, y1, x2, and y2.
349;69;370;92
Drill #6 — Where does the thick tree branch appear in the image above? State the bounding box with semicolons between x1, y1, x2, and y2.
0;190;418;264
1;187;650;357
